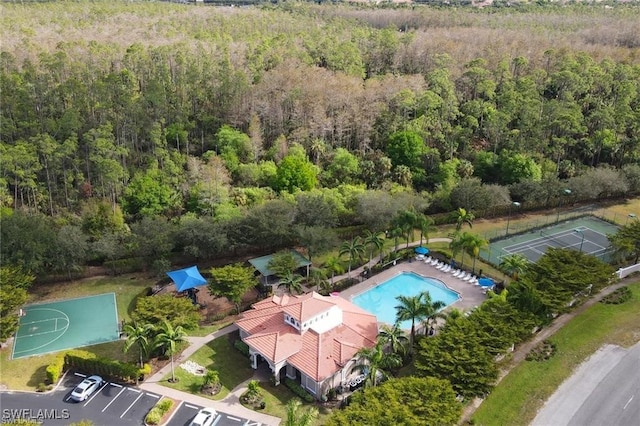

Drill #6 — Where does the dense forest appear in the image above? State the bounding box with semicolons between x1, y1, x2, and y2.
1;1;640;277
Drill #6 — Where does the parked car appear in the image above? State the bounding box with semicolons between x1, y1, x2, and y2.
70;375;104;402
189;407;218;426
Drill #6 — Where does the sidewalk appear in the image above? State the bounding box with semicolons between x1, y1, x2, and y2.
139;323;281;426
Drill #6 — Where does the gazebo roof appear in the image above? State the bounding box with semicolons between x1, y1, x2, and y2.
248;250;311;277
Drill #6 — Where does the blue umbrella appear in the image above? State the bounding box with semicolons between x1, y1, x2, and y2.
167;266;207;292
415;247;429;255
478;278;495;287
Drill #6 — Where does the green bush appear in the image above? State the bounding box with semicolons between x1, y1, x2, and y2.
64;350;139;383
145;398;174;425
284;378;314;403
36;383;47;392
601;287;632;305
46;353;65;384
234;339;250;357
103;257;145;275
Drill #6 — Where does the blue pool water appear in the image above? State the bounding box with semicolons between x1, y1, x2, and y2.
352;272;460;329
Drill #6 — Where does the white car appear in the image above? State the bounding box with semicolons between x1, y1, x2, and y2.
189;407;218;426
70;375;104;402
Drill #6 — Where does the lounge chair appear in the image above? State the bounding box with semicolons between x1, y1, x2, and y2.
443;265;452;272
424;256;432;263
431;259;439;266
465;274;475;282
460;272;470;281
452;269;462;277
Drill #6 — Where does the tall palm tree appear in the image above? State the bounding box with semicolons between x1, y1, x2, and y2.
154;320;187;383
394;210;418;248
463;233;489;274
285;399;318;426
339;237;365;278
123;321;154;368
388;226;403;253
378;323;409;358
416;214;434;247
499;253;530;280
323;255;344;285
278;272;304;295
453;207;475;231
353;341;401;388
449;232;465;266
395;294;428;345
363;230;385;265
419;291;446;335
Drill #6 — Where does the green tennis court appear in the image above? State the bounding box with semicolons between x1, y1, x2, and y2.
481;216;619;265
12;293;120;360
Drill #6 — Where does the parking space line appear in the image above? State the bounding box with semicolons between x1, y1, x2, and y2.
212;415;222;426
74;373;87;378
146;393;161;399
228;416;241;421
121;392;144;418
110;383;123;388
184;403;199;409
164;400;183;425
127;387;141;393
83;382;109;407
102;387;126;412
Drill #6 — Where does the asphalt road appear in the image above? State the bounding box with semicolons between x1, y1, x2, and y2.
0;373;261;426
532;342;640;426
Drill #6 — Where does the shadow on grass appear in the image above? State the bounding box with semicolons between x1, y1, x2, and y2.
27;365;49;388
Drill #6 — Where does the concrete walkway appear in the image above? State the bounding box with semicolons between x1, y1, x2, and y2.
139;324;282;426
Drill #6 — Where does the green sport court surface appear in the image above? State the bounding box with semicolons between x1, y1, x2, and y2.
12;293;120;360
481;216;619;265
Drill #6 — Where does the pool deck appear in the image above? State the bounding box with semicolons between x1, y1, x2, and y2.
339;258;487;316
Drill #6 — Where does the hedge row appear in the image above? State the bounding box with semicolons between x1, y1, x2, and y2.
64;350;142;383
234;339;250;357
284;378;314;403
46;353;65;384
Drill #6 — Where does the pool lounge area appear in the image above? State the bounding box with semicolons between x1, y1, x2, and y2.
339;259;487;325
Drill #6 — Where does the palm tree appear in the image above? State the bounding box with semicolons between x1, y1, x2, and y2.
308;267;329;293
453;207;475;231
154;320;187;383
339;237;365;278
419;291;446;335
378;323;409;358
499;253;530;280
123;321;154;368
353;341;401;388
395;294;427;345
463;233;489;274
449;232;465;266
393;210;418;248
416;214;434;247
323;255;344;286
285;399;318;426
278;272;304;295
388;226;403;253
363;230;385;265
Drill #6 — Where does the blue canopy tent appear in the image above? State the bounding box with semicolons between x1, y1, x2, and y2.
167;266;207;292
414;247;429;255
478;278;495;288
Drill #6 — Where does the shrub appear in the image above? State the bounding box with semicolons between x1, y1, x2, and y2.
526;340;556;362
36;383;47;392
145;398;173;425
234;339;250;357
64;350;139;383
601;287;632;305
46;353;65;384
285;378;314;402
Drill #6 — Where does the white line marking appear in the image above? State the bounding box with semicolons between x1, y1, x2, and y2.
227;415;241;421
74;373;87;378
127;387;141;393
623;395;633;410
110;383;123;388
102;387;126;412
121;392;144;418
83;382;108;407
146;393;161;399
184;403;199;409
212;415;222;426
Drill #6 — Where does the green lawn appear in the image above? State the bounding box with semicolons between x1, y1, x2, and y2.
160;335;254;400
472;281;640;426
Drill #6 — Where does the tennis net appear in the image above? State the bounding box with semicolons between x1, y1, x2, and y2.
539;229;572;248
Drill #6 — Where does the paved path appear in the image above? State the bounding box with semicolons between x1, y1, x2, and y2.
459;276;637;424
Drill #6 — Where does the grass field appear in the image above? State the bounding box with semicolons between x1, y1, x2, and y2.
472;281;640;426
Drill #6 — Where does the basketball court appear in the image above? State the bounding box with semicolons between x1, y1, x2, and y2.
482;216;619;265
12;293;120;360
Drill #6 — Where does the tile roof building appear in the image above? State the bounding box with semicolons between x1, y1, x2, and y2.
236;291;378;400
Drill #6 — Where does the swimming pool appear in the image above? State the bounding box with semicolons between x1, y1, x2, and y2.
352;272;460;329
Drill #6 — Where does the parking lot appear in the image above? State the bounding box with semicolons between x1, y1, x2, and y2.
167;401;261;426
1;373;263;426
